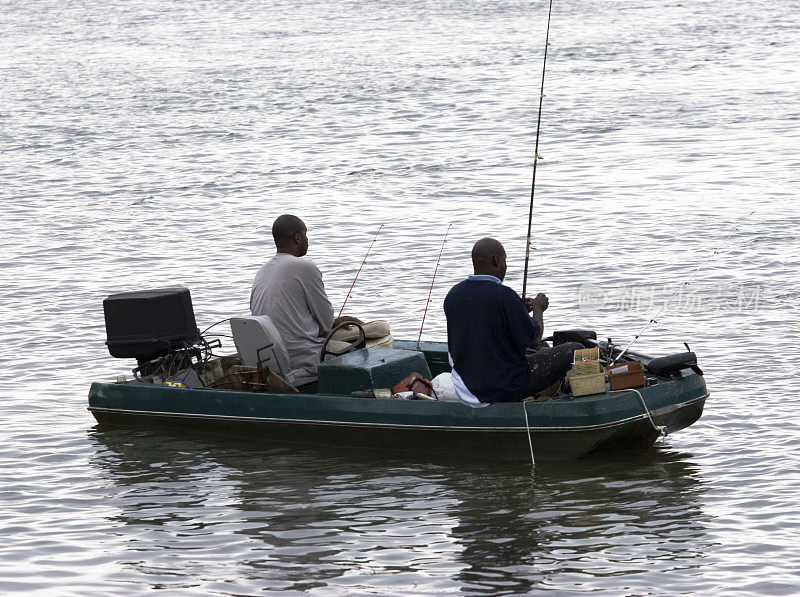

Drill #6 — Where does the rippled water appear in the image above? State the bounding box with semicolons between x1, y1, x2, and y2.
2;0;799;593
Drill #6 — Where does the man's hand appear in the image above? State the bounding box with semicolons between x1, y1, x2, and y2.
525;293;547;348
525;293;549;313
333;315;364;327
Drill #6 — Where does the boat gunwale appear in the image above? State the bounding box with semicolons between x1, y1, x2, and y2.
88;393;708;433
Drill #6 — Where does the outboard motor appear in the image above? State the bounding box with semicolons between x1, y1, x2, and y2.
103;287;200;376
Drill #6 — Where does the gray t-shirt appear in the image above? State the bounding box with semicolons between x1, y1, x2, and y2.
250;253;334;373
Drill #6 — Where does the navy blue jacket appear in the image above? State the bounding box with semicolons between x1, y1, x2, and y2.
444;277;540;403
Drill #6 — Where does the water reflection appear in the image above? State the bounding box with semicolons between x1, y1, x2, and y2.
89;429;712;594
451;454;712;593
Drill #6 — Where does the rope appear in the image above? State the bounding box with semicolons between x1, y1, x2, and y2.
522;399;536;467
610;388;668;441
199;317;232;336
521;380;566;467
521;387;665;467
521;377;668;466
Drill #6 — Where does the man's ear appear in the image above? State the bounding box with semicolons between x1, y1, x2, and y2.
492;254;500;267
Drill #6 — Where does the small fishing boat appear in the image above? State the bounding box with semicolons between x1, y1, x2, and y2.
88;289;708;462
87;2;723;463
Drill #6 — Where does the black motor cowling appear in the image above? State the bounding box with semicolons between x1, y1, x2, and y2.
103;287;199;363
645;352;703;377
553;329;597;348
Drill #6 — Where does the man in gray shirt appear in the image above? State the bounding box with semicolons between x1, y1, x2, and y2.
250;214;361;374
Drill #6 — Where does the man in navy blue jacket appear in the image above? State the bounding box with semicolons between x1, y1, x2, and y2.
444;237;581;405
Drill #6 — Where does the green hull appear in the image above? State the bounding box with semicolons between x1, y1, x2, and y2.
88;368;707;462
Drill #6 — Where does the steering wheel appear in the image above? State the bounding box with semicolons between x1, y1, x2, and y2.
320;321;367;362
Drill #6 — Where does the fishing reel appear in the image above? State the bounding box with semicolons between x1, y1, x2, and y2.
597;337;619;365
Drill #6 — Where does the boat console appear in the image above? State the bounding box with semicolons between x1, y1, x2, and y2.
317;347;431;396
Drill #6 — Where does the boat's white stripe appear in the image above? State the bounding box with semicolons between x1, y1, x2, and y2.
89;394;707;433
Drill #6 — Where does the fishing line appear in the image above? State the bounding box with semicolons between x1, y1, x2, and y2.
611;210;756;364
339;224;383;317
522;0;554;301
417;224;452;350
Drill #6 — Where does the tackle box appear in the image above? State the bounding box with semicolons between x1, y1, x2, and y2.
567;371;606;396
568;347;606;396
572;347;603;376
607;361;646;390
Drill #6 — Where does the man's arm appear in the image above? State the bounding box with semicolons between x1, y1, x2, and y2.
301;261;335;331
301;262;363;332
504;289;539;353
524;293;548;348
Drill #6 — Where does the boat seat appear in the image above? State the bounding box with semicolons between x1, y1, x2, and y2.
230;316;317;388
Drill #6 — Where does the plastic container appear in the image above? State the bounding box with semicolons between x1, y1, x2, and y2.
573;347;599;362
573;360;603;376
567;371;607;396
572;347;602;376
607;361;646;390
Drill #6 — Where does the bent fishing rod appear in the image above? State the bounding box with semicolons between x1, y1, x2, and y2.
610;211;756;364
521;0;554;302
417;224;452;350
339;224;383;317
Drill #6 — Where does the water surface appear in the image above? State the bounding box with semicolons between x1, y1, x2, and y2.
1;0;799;593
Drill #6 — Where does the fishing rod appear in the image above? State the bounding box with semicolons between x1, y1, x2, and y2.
521;0;554;302
610;211;756;364
417;224;452;350
339;224;383;317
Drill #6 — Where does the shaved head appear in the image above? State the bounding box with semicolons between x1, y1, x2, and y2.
472;237;505;265
471;237;507;280
272;214;309;256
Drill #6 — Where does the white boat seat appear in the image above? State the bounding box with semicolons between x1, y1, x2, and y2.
230;316;317;388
